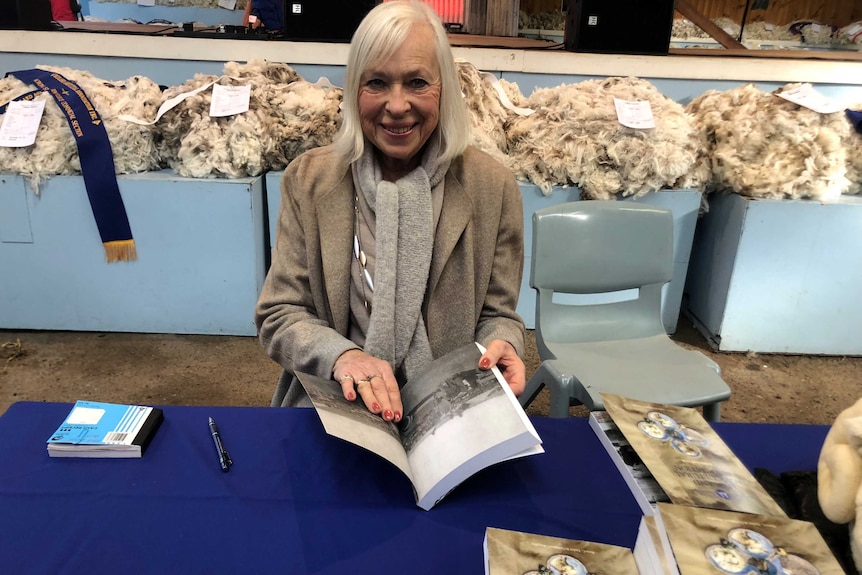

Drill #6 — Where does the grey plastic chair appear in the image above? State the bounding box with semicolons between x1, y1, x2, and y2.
519;201;730;421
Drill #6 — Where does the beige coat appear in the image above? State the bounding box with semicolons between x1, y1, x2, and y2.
255;145;525;406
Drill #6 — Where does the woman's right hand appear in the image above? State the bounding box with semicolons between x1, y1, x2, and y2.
334;350;402;423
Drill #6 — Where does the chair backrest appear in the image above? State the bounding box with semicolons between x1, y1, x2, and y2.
531;201;674;347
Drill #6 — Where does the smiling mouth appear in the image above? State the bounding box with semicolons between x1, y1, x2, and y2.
384;125;413;135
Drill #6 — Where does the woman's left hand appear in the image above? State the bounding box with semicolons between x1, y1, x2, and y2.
479;339;525;396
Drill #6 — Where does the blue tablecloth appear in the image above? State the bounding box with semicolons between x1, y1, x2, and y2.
0;402;828;574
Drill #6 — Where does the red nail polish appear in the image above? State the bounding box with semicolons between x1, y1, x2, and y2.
347;391;355;401
384;409;393;420
394;412;401;422
372;402;381;412
480;358;490;369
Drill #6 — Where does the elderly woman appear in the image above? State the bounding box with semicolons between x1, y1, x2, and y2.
255;0;525;423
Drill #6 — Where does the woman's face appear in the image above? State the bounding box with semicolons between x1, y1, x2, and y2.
358;24;441;180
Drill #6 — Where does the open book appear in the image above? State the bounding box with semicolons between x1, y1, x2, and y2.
484;526;640;575
296;342;543;510
600;393;786;517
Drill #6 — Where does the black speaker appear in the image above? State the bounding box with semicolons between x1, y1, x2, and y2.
282;0;379;42
0;0;54;30
564;0;675;55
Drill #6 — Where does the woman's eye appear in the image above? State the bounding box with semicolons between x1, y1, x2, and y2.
366;79;387;90
408;78;429;90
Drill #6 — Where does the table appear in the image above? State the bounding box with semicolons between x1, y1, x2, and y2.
0;402;828;574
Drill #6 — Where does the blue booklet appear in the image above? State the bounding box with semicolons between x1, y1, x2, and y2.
47;400;164;458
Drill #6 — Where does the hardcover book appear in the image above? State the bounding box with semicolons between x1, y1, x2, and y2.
600;393;786;517
47;400;164;458
296;342;543;510
484;526;640;575
658;503;845;574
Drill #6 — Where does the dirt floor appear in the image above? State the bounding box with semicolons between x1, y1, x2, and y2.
1;315;860;425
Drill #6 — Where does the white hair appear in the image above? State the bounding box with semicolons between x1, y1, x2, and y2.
333;0;469;166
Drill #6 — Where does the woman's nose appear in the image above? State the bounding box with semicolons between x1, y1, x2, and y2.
385;84;410;115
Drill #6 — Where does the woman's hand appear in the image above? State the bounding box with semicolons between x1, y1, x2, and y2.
479;339;526;396
334;349;402;422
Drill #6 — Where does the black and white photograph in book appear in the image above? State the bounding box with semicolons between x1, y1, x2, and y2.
295;343;542;510
399;348;507;454
301;367;402;444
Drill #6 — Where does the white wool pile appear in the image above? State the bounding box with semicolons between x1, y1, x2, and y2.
505;76;702;199
156;60;342;178
711;16;741;37
836;21;862;45
672;19;709;39
740;22;795;42
518;10;564;31
455;60;525;165
842;105;862;194
789;21;835;45
685;83;850;201
0;65;162;189
672;17;740;40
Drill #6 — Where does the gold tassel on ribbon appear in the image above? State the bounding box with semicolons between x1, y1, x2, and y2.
104;240;137;263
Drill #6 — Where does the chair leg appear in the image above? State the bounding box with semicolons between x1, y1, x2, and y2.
546;374;572;418
521;362;572;418
703;402;721;422
519;368;547;410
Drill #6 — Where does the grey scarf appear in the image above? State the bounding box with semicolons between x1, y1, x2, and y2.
351;140;450;381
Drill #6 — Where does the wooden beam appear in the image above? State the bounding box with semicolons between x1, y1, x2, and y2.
463;0;487;36
675;0;747;50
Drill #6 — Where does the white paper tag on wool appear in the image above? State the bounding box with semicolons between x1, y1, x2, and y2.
209;84;251;117
0;99;46;147
613;97;656;129
218;0;237;9
843;23;862;41
480;71;535;117
119;78;222;125
776;84;843;114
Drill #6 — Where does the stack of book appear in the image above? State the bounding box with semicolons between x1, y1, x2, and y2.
657;502;844;575
592;393;843;575
484;526;640;575
485;394;844;575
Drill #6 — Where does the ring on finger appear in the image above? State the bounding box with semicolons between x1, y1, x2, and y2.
340;374;355;382
367;374;382;381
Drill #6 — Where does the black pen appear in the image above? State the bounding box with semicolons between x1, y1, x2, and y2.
208;417;232;472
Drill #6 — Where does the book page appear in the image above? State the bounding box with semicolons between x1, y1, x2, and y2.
602;394;785;517
659;503;845;575
296;371;412;483
400;343;542;510
485;527;640;575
